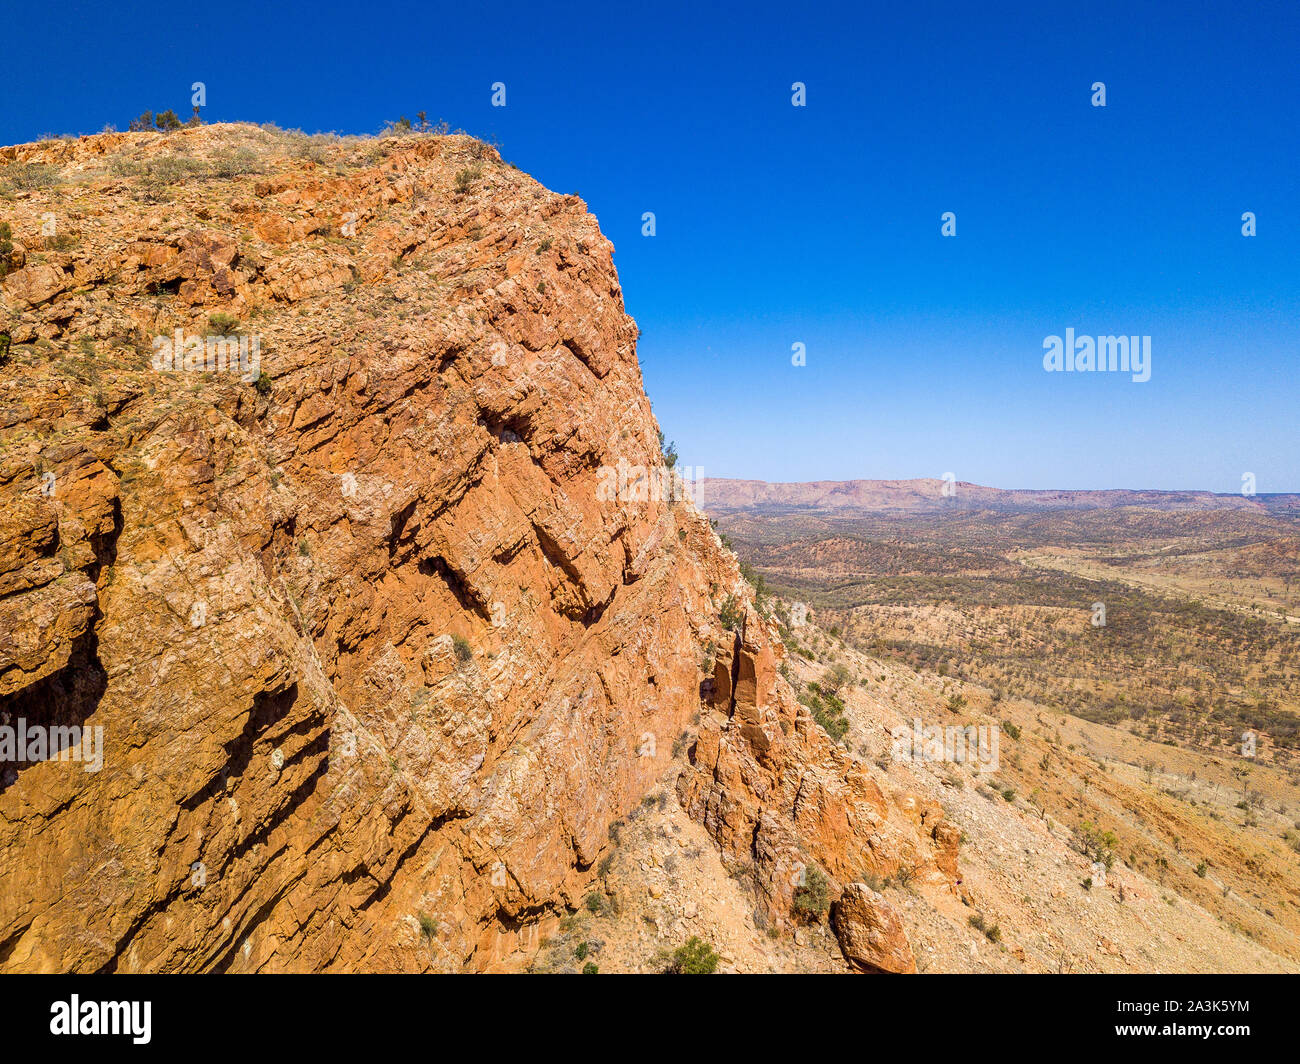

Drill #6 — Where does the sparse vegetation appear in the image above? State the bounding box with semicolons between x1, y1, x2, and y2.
800;682;849;743
822;662;852;696
208;146;265;177
454;164;483;194
792;864;830;921
0;162;61;191
657;428;677;470
968;913;1001;943
668;936;719;974
208;312;241;336
1073;821;1118;870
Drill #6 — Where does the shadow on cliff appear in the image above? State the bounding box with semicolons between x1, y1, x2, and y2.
0;500;120;796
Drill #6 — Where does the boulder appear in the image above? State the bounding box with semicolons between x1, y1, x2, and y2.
832;883;917;973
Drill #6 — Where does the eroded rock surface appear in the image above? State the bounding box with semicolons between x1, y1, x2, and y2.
0;124;956;971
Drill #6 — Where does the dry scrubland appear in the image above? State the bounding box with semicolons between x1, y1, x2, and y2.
701;487;1300;970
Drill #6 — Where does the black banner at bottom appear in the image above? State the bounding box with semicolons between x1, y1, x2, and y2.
0;972;1286;1052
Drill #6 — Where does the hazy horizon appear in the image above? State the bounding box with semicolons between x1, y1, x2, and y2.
694;474;1300;495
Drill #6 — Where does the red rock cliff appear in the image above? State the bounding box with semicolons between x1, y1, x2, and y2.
0;124;956;971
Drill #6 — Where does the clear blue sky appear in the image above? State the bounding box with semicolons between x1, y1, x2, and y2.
5;0;1297;490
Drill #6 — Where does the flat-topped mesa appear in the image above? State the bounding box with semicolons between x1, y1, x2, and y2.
0;124;956;971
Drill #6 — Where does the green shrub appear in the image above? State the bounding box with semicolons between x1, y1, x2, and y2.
1074;821;1118;870
719;594;743;632
107;156;143;178
208;312;241;335
738;560;767;609
800;684;849;742
968;913;1000;943
140;155;204;188
155;109;183;132
44;230;78;251
417;911;437;940
792;864;830;921
581;962;599;974
454;165;482;194
656;427;678;469
452;634;472;663
823;662;852;695
573;942;589;961
669;936;719;974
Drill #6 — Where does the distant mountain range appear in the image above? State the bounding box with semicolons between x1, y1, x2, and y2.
696;478;1300;514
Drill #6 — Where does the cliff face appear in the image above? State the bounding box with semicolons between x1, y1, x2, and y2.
0;125;957;972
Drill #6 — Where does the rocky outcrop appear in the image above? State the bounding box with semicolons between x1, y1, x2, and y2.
676;593;961;933
0;124;956;972
832;883;917;973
